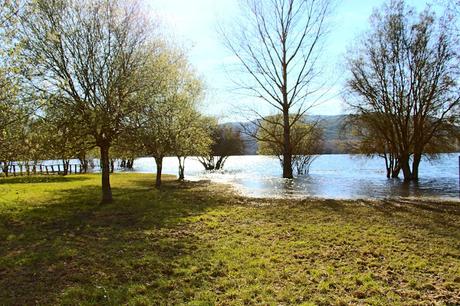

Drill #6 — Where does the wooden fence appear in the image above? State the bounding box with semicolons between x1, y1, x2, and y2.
1;163;84;177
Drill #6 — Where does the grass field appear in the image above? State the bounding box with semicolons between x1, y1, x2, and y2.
0;173;459;305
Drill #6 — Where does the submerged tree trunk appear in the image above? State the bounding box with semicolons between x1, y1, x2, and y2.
127;158;134;169
100;144;113;203
215;156;229;170
282;107;293;179
198;156;216;171
177;156;186;181
154;156;163;187
400;154;413;181
412;153;422;180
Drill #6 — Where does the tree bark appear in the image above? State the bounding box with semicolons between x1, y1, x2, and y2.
1;161;9;177
127;158;134;169
100;144;113;203
400;154;413;181
154;156;163;188
78;152;88;173
412;153;422;180
62;159;70;175
178;156;185;181
109;159;115;173
282;109;293;178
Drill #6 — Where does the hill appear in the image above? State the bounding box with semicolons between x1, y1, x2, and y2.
221;115;355;155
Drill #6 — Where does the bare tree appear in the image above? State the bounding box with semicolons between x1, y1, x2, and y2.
344;113;400;178
345;0;460;181
221;0;331;178
19;0;150;202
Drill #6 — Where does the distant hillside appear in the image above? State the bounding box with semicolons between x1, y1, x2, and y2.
221;115;356;155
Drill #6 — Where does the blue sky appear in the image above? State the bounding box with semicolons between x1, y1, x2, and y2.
146;0;433;122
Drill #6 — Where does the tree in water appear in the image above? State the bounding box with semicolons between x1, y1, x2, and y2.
221;0;332;178
198;125;245;171
257;114;323;176
345;0;460;181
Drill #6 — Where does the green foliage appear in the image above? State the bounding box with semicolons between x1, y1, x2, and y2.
134;43;209;158
0;173;459;304
198;124;245;170
128;42;212;183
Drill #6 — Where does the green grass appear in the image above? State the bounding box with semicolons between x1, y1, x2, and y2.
0;173;459;305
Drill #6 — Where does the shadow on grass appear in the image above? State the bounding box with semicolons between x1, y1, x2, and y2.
0;178;223;305
1;175;459;304
253;196;460;240
0;175;91;185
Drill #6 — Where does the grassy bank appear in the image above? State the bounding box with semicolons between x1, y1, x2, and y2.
0;173;459;305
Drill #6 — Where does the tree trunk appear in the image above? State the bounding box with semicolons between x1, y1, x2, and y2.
178;156;185;181
1;161;9;177
109;159;115;173
154;156;163;188
127;158;134;169
215;156;224;170
383;154;391;178
400;154;413;181
78;151;88;173
100;144;113;203
282;109;293;178
62;159;70;176
412;153;422;180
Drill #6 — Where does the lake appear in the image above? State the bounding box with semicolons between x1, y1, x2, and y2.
130;154;460;201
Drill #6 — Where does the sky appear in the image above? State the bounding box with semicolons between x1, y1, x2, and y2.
146;0;434;122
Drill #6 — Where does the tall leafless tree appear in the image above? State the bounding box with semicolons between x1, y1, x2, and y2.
221;0;331;178
345;0;460;181
20;0;151;202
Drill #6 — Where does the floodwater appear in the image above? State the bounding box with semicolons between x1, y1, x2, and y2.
131;154;460;201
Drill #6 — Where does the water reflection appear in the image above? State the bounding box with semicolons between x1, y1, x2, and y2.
133;154;459;201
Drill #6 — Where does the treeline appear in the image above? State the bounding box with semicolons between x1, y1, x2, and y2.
0;0;245;203
1;0;460;203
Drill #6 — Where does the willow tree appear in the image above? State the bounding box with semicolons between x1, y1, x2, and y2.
172;112;212;181
0;0;26;138
198;124;245;171
19;0;150;202
345;0;460;181
221;0;331;178
136;44;205;187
